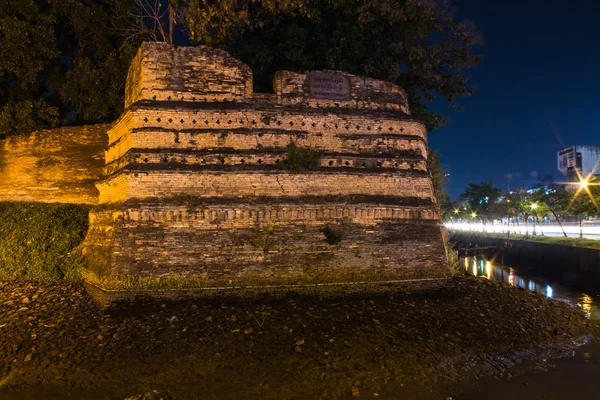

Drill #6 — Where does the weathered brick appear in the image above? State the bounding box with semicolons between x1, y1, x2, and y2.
0;125;107;204
67;42;450;292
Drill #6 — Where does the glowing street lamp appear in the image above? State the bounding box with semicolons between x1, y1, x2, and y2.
563;163;599;211
471;212;477;218
454;209;460;215
531;203;538;210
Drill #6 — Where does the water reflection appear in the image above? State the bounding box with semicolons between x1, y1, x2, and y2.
579;294;594;319
462;255;598;320
457;255;600;400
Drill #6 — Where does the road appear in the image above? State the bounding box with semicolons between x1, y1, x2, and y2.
445;222;600;240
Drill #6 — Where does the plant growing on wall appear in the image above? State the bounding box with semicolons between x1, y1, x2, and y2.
281;141;320;173
320;225;343;245
169;193;205;211
252;226;273;252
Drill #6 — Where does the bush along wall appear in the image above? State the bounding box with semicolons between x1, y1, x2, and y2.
0;202;89;281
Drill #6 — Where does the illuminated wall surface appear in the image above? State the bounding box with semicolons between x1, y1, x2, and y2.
0;125;107;204
2;42;449;289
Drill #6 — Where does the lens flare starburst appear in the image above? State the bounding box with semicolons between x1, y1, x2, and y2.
562;159;600;210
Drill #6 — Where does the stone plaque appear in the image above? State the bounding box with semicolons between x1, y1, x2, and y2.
308;72;350;100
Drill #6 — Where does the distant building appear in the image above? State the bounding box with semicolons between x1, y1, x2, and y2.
557;145;600;181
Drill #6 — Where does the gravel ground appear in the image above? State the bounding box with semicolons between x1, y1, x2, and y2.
0;276;591;399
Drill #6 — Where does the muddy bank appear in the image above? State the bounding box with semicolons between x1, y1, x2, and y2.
0;277;590;399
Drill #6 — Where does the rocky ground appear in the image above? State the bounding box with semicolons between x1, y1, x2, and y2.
0;276;591;400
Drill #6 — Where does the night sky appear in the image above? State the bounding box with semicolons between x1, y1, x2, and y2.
428;0;600;199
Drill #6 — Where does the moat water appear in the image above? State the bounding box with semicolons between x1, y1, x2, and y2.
455;255;600;400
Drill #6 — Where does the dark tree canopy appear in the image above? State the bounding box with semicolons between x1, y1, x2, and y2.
0;0;146;139
0;0;481;138
184;0;483;131
0;0;59;137
427;149;450;210
458;181;502;222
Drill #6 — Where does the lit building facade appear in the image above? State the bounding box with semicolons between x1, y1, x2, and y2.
557;145;600;181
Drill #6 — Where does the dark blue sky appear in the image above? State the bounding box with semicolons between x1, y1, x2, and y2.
428;0;600;199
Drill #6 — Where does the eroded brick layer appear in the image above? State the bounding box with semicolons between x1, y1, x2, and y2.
0;125;107;204
83;42;449;287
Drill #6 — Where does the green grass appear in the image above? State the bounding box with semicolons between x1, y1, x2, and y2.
0;201;89;281
466;231;600;250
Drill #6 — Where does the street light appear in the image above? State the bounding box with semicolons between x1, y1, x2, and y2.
471;212;477;218
580;179;589;189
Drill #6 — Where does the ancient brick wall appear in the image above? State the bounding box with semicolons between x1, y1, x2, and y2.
107;210;446;282
124;42;253;108
0;125;107;205
273;70;410;112
83;42;449;290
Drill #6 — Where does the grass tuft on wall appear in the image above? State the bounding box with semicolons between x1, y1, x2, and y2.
0;202;89;281
282;141;320;173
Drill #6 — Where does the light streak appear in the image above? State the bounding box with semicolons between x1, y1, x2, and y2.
445;222;600;238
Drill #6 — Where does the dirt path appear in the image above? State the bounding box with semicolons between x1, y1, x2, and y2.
0;277;590;399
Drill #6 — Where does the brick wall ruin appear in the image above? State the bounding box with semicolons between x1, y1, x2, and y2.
82;42;449;289
0;125;107;205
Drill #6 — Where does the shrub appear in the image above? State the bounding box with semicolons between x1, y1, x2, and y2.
169;193;205;210
0;202;89;281
320;225;343;245
252;226;273;251
442;228;462;276
282;141;320;173
446;245;461;276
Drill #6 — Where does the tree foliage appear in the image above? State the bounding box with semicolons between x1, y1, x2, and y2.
1;0;481;138
458;181;502;222
453;175;600;238
0;0;150;139
567;178;600;237
0;0;59;136
529;177;571;236
427;149;450;210
502;190;525;221
183;0;482;131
